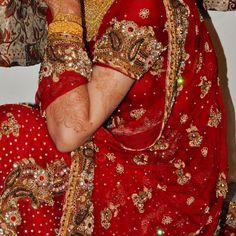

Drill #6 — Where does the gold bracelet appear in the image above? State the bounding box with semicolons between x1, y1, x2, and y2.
48;13;83;37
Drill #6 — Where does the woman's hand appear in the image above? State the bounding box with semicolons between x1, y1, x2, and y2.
43;0;82;19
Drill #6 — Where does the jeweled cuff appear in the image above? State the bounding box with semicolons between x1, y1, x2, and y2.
36;17;92;113
93;19;165;80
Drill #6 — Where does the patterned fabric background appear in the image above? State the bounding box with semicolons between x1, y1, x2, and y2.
0;0;48;67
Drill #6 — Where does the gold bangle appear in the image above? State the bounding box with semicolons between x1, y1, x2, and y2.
54;13;82;25
48;21;83;37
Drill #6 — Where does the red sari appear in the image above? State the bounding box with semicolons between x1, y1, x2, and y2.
0;0;229;235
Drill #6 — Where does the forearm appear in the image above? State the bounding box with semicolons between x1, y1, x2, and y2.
45;66;134;152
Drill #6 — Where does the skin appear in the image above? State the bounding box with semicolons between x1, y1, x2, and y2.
44;0;135;152
46;66;134;152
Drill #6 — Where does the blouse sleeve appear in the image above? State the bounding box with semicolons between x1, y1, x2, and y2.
92;0;166;80
203;0;236;11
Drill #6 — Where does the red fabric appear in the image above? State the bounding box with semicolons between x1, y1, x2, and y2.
36;71;88;111
0;0;229;235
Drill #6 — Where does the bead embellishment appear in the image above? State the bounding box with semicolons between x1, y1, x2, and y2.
94;18;166;80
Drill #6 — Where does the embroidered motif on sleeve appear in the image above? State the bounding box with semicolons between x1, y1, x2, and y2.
94;19;166;80
203;0;236;11
186;124;203;147
0;113;20;140
39;34;92;82
139;8;150;19
131;187;152;213
207;105;222;128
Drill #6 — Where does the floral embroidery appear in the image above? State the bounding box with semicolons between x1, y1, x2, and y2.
139;8;150;19
216;172;228;198
0;113;20;140
130;108;146;120
94;18;166;80
0;158;69;236
198;76;212;99
133;154;149;165
201;147;208;157
131;187;152;213
186;124;203;147
208;106;222;128
174;160;191;185
161;215;173;225
149;136;169;151
101;203;120;229
116;164;124;174
180;114;188;124
204;42;212;53
105;153;116;162
186;197;195;205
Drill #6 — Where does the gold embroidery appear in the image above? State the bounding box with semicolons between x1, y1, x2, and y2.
101;203;120;229
133;154;149;165
180;114;188;124
58;141;96;236
0;158;69;236
226;201;236;229
116;164;124;174
174;160;191;185
39;32;92;82
161;215;173;225
0;113;20;140
131;187;152;213
94;18;165;80
139;8;150;19
149;136;169;151
186;196;195;205
208;105;222;128
162;0;190;134
203;0;235;11
196;53;203;74
130;108;146;120
216;172;228;198
198;76;212;99
157;184;167;191
105;153;116;162
186;124;203;147
85;0;115;41
201;147;208;157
